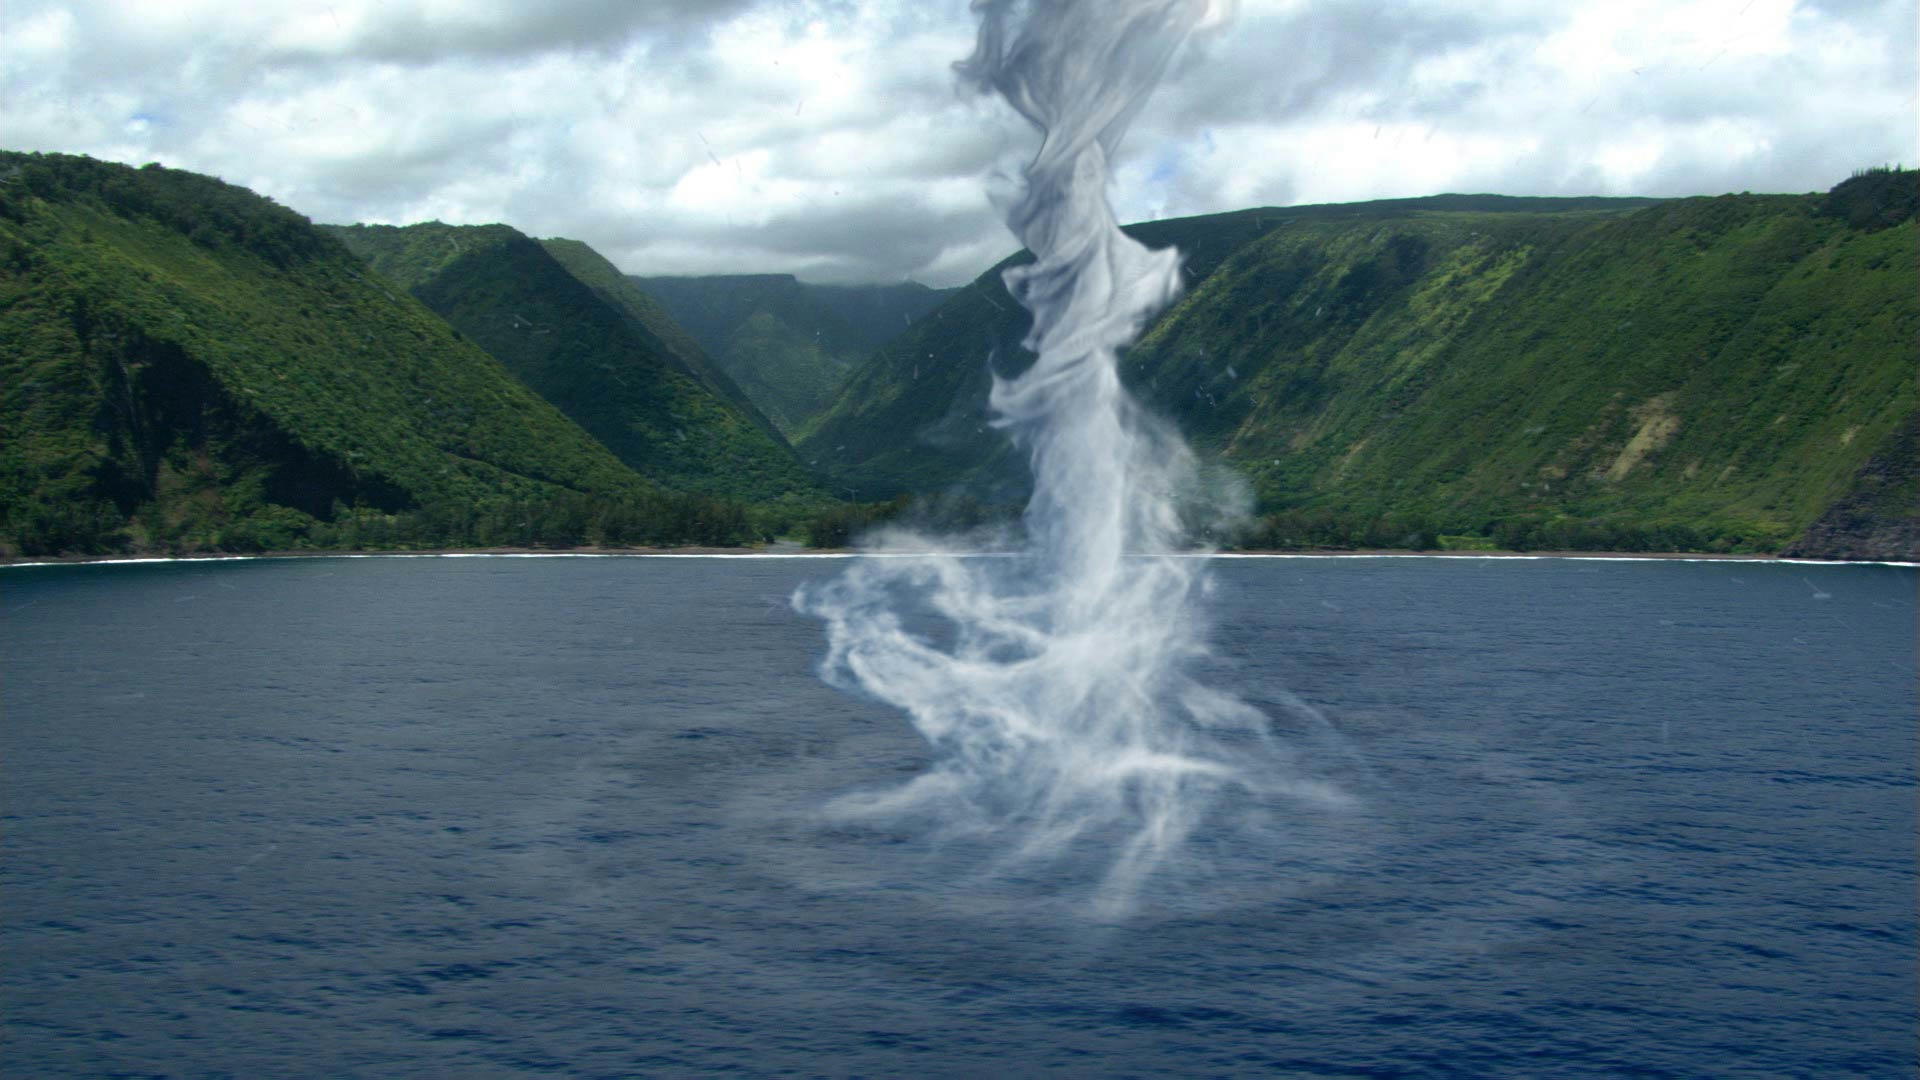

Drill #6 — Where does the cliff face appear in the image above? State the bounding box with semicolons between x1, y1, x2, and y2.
1784;411;1920;562
800;179;1916;557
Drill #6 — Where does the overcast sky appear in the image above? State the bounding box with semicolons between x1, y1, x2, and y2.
3;0;1912;285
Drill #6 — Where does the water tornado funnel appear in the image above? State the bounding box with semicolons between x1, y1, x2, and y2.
796;0;1343;918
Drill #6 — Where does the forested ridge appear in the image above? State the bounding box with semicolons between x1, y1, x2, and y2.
0;152;786;557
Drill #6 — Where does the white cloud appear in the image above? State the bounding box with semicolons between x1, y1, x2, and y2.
0;0;1911;286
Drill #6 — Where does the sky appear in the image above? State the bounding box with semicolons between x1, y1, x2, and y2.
2;0;1912;286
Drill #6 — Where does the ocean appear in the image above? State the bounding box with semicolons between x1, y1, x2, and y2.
3;554;1912;1077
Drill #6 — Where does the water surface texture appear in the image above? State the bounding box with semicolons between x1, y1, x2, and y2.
3;556;1913;1077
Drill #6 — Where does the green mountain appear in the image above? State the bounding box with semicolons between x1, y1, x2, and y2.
0;151;763;557
800;179;1916;558
324;223;821;508
630;273;953;438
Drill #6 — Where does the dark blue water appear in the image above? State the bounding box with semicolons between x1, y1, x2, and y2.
2;555;1912;1078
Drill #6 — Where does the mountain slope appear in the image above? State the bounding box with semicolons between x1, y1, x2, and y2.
1134;178;1915;555
630;273;953;438
799;181;1913;557
326;223;821;506
0;152;697;556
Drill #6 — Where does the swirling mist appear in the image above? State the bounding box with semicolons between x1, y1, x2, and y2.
795;0;1343;919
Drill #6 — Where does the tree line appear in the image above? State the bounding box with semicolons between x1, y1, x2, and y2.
790;498;1783;555
2;489;763;559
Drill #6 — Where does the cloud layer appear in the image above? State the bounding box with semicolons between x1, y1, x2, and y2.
3;0;1912;285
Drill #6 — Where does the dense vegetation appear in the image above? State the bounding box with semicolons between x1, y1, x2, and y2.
324;223;823;510
800;182;1916;558
632;273;952;438
0;152;755;557
5;152;1908;561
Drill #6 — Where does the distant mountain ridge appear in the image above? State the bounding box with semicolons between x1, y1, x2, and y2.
630;273;954;438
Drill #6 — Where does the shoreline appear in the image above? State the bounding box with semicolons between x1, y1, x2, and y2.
0;545;797;568
3;545;1909;569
